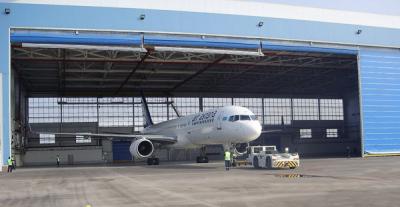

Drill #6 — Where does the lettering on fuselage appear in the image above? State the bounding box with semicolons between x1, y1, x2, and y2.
191;110;217;126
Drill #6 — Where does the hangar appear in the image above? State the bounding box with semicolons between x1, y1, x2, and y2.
0;0;399;168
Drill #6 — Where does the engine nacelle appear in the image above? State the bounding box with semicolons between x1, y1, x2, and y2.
129;138;154;159
234;143;249;155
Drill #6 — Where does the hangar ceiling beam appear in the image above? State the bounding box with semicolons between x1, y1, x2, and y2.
12;57;354;70
12;47;356;70
208;55;277;90
268;68;338;93
18;68;196;75
37;85;186;90
101;51;119;86
170;55;226;91
18;77;182;82
114;50;151;95
240;65;302;91
262;51;354;60
13;47;355;60
13;58;354;69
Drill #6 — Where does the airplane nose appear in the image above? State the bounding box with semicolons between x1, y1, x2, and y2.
244;122;262;140
254;123;262;137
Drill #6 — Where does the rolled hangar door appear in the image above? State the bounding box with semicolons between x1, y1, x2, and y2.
359;49;400;154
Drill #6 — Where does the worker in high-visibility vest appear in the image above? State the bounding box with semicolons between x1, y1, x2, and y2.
7;157;13;173
11;156;16;170
224;150;231;171
56;155;60;167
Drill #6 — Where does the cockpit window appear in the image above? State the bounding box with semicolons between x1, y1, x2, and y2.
229;115;255;121
240;115;251;120
229;115;239;122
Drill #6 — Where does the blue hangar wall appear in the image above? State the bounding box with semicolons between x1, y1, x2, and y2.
1;3;400;165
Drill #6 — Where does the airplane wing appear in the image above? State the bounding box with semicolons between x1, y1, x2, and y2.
36;132;177;144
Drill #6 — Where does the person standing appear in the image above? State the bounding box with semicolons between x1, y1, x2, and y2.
11;156;16;170
56;155;60;167
7;157;13;173
224;150;231;171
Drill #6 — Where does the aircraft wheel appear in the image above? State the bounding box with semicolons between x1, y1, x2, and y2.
153;158;160;165
196;156;209;163
253;157;259;169
147;158;153;165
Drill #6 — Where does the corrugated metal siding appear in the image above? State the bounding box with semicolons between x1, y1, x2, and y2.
112;141;132;161
359;50;400;154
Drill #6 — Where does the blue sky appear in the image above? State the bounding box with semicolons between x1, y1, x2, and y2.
249;0;400;16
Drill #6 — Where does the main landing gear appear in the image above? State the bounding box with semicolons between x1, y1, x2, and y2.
147;157;160;165
196;146;209;163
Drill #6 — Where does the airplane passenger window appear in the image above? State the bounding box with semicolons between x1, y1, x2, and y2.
240;115;251;120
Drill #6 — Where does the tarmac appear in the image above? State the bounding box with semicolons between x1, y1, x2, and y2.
0;156;400;207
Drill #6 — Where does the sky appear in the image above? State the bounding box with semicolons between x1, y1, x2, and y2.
247;0;400;16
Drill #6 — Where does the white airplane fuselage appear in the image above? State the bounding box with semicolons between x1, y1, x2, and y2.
142;106;262;149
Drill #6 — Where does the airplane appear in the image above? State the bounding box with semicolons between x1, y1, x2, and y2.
40;95;263;165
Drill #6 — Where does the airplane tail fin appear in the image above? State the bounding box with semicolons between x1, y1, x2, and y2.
140;91;153;128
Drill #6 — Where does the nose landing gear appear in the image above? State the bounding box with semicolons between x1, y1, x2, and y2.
196;146;209;163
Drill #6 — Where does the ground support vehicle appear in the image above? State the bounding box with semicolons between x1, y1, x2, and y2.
244;146;300;169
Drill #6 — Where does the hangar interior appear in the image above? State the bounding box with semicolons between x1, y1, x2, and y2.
10;30;361;166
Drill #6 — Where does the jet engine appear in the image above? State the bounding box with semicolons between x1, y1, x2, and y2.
129;138;154;158
234;142;249;155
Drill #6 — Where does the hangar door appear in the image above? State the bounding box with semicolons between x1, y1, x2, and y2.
359;49;400;154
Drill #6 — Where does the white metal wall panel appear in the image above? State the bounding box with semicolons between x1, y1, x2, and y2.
359;49;400;154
